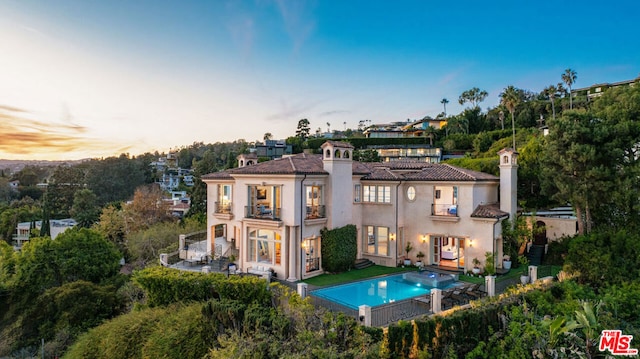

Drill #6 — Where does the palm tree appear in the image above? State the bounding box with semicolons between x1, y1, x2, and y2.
500;85;520;150
424;126;436;146
263;132;273;141
440;98;449;117
544;84;558;121
561;68;577;109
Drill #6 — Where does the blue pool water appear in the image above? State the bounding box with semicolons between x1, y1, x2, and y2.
312;273;457;310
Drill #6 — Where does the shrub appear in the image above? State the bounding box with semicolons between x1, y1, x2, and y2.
320;225;357;273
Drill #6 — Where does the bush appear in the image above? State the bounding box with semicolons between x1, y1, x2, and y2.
320;225;357;273
132;266;271;307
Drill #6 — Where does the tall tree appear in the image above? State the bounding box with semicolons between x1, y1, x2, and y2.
543;84;559;121
458;87;488;108
70;189;101;228
295;118;310;141
440;98;449;117
562;68;577;109
263;132;273;141
500;85;520;150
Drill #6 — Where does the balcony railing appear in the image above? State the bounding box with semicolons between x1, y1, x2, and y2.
431;203;458;217
305;257;320;272
305;205;326;219
245;205;281;220
214;201;232;214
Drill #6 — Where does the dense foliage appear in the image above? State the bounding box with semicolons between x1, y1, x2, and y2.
320;224;357;272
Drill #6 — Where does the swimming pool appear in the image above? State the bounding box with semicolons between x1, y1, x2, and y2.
311;272;457;310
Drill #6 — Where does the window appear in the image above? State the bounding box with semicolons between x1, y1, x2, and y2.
362;185;391;203
432;186;459;216
406;186;416;201
305;185;323;218
248;229;281;265
216;184;232;213
364;226;389;256
303;236;320;272
354;184;361;203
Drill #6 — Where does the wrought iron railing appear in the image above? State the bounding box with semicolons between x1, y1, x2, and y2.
431;203;458;217
214;201;232;214
245;205;281;220
305;205;326;219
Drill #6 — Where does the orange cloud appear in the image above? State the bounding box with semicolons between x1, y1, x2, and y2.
0;106;133;159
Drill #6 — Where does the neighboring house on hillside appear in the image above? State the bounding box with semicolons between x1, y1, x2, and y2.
13;218;77;249
367;145;442;163
252;140;293;160
572;75;640;100
199;141;518;281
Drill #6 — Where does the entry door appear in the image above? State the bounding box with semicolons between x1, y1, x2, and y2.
432;237;440;265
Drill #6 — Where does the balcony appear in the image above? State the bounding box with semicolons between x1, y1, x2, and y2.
213;201;234;220
432;203;458;217
214;201;232;214
245;205;281;221
305;205;326;219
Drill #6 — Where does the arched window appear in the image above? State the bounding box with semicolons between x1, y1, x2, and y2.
325;149;331;158
344;150;350;159
503;155;509;164
240;160;244;166
334;149;341;158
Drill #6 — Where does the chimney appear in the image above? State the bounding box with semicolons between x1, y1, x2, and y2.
321;141;354;228
498;148;518;223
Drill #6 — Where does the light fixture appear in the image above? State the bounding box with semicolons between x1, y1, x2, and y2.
422;235;428;243
389;233;396;241
468;238;473;247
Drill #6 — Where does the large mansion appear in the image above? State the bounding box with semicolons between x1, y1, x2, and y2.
202;141;518;281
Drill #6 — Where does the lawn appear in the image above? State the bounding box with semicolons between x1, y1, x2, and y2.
303;265;416;287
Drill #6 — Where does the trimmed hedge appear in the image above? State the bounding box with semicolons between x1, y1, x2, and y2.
132;266;271;307
320;225;357;273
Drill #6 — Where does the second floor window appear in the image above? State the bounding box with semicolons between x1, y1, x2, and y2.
216;184;232;213
363;185;391;203
305;185;324;218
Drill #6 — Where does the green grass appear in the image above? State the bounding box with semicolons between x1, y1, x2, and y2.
303;265;416;287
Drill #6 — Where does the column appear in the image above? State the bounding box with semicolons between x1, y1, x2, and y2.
287;226;299;282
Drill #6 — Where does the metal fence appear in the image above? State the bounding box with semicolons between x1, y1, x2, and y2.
308;295;431;327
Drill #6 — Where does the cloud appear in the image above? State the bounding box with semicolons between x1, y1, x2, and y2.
0;106;130;159
318;110;349;117
274;0;316;53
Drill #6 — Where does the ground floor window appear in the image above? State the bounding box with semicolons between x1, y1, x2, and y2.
303;236;320;273
248;228;281;265
364;225;389;256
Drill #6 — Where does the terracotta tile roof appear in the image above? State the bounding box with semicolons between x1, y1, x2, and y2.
471;203;509;219
203;153;498;183
321;140;355;149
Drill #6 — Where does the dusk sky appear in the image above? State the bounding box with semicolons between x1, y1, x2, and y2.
1;0;639;160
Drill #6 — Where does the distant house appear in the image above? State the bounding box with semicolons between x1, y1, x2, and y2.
522;206;578;244
251;140;293;160
197;141;519;280
13;218;78;249
572;75;640;100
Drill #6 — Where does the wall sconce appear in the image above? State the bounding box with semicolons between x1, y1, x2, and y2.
468;238;473;247
389;233;396;241
421;235;428;243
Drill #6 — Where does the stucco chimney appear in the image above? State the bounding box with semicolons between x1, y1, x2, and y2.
321;141;354;228
498;148;518;222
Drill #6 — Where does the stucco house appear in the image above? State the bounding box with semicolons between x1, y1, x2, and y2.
201;141;518;281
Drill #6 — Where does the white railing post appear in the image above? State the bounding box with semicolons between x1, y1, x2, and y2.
485;275;496;297
359;305;372;327
431;288;442;313
297;283;308;299
529;265;538;283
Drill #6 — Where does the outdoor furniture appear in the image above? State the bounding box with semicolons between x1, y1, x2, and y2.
441;289;456;309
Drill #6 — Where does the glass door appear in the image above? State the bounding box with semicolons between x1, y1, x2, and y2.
432;236;440;265
456;237;466;269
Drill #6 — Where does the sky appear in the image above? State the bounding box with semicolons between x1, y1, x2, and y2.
1;0;639;161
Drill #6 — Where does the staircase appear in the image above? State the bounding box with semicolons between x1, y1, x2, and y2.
526;245;545;266
354;258;374;270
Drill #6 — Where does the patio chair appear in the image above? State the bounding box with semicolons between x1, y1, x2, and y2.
441;289;456;309
465;283;486;299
